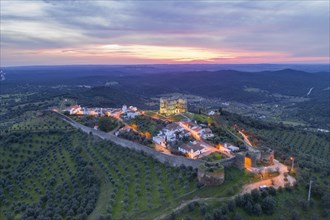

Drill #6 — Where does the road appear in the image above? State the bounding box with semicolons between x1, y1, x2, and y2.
154;196;234;220
53;111;296;220
238;130;253;147
51;111;203;169
155;159;296;220
241;159;296;194
177;121;234;158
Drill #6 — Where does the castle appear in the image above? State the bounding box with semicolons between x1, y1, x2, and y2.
198;146;275;186
160;97;187;115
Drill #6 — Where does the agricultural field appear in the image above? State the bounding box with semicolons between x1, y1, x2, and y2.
206;111;330;219
0;124;98;219
70;115;120;132
254;129;329;167
9;112;73;132
0;91;65;134
0;113;199;220
85;139;197;220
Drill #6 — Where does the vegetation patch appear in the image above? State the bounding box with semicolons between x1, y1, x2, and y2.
128;115;168;136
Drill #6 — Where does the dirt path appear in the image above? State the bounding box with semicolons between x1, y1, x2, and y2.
242;160;296;194
154;196;234;220
53;111;296;220
155;160;296;220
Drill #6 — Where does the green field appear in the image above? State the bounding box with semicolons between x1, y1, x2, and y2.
1;91;329;220
0;112;258;220
0;114;198;219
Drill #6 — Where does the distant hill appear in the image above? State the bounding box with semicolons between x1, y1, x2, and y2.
2;65;329;127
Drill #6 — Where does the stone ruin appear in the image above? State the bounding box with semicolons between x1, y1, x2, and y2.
197;162;225;186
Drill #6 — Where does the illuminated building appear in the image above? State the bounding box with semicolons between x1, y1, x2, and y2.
160;97;187;115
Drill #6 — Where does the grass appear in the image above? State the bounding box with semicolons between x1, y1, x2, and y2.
0;113;97;219
201;152;223;162
174;180;327;220
0;130;85;219
141;168;257;220
10;112;73;132
229;186;326;220
84;138;197;219
129;115;167;136
0;113;257;220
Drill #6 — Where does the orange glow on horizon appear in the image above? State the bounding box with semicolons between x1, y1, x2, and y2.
3;43;329;65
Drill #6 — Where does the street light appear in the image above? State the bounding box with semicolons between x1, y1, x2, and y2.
290;157;295;171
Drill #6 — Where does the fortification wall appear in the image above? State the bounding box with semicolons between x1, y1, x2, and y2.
198;168;225;186
218;157;236;167
51;111;203;169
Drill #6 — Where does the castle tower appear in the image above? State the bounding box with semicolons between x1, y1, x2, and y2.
160;97;187;115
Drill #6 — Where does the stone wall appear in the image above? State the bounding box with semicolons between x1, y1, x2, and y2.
260;148;275;165
51;111;203;169
218;157;236;167
197;164;225;186
233;152;245;170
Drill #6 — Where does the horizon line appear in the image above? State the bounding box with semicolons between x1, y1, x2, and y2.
2;63;330;68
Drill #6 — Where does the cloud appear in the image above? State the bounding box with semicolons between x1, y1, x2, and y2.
1;0;329;65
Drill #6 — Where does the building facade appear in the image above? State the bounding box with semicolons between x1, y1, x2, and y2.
160;97;187;115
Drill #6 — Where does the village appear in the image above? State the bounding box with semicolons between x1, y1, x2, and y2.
64;97;242;160
55;96;296;189
63;97;276;173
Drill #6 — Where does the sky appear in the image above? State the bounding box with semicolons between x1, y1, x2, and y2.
1;0;329;66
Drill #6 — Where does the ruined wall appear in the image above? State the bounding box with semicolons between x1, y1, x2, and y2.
233;152;245;170
218;157;236;167
198;165;225;186
260;149;275;165
248;151;261;167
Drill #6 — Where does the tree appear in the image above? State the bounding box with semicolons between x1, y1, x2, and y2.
261;196;276;215
200;204;207;216
227;200;235;212
232;212;243;220
253;203;262;215
251;189;261;202
98;117;116;132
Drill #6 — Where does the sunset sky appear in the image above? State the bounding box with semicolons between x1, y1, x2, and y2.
1;0;329;66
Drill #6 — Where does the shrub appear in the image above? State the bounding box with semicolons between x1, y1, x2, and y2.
261;196;276;215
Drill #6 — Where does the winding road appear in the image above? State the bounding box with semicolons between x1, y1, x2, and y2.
52;110;296;220
155;159;296;220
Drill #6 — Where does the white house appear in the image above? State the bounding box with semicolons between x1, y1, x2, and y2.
129;106;138;111
162;123;184;141
69;105;83;115
88;108;98;116
178;142;207;158
126;111;140;119
202;128;214;139
152;136;167;147
224;143;240;152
